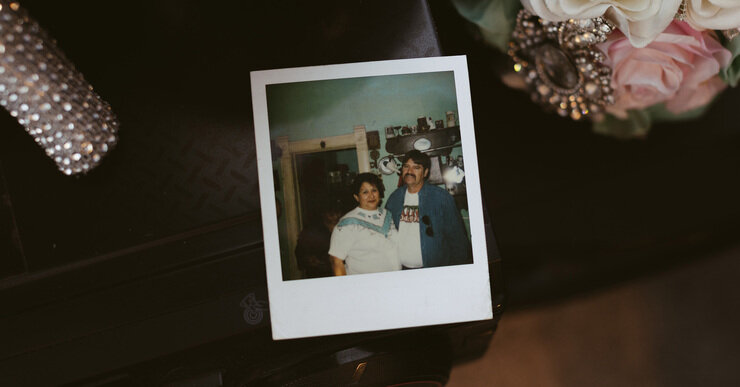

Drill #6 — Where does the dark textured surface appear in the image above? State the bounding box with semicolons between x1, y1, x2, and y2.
0;0;443;277
0;0;443;287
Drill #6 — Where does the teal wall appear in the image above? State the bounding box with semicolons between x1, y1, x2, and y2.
267;71;468;279
267;71;458;142
268;71;459;194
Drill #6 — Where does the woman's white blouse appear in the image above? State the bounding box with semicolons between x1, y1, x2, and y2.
328;207;401;275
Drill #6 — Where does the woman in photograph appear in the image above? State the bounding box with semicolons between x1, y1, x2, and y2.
328;173;401;275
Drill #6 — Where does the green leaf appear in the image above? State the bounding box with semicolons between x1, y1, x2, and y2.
591;101;715;139
450;0;522;52
720;36;740;87
645;102;712;122
592;110;652;139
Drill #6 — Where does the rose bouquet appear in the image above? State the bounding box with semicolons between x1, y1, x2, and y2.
452;0;740;138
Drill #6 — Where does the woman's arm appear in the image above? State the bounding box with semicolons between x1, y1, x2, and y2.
331;255;346;276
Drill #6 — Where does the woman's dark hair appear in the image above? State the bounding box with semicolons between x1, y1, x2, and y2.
402;150;431;172
352;172;385;198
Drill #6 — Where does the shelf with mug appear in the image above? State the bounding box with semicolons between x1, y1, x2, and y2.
384;126;460;157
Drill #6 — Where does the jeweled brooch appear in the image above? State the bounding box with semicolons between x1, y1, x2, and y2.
507;9;615;121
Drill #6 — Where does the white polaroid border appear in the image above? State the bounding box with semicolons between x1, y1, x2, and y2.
251;56;492;340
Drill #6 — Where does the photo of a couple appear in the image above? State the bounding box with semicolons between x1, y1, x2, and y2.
327;150;472;276
267;71;474;281
253;56;492;339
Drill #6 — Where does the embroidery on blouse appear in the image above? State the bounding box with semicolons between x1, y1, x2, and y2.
337;211;393;237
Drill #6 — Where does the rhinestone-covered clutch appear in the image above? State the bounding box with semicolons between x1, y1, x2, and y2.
0;1;119;175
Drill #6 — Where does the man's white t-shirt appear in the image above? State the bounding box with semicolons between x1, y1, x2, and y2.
397;191;423;268
328;207;400;275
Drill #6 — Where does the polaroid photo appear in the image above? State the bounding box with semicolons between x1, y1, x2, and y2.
251;56;492;340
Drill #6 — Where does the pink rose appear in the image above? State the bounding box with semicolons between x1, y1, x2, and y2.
598;21;731;118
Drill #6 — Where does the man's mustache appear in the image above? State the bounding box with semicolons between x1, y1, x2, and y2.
405;174;415;178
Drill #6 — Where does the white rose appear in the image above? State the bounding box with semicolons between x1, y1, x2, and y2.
521;0;682;47
686;0;740;30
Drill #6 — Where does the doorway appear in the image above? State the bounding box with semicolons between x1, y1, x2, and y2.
275;125;370;280
295;148;358;230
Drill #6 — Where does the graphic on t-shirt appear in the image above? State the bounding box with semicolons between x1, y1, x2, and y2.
401;205;419;223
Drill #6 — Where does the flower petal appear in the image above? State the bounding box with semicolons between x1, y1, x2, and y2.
605;0;682;48
687;0;740;30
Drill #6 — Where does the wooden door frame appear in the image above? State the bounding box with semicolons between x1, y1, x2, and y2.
275;125;369;280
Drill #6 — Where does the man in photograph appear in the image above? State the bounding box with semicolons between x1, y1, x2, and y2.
385;150;472;269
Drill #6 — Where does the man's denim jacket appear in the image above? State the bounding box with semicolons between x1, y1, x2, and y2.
386;182;472;268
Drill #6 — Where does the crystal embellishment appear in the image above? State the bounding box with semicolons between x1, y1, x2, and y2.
675;0;688;21
724;28;740;41
536;44;580;91
508;10;614;120
0;1;119;175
